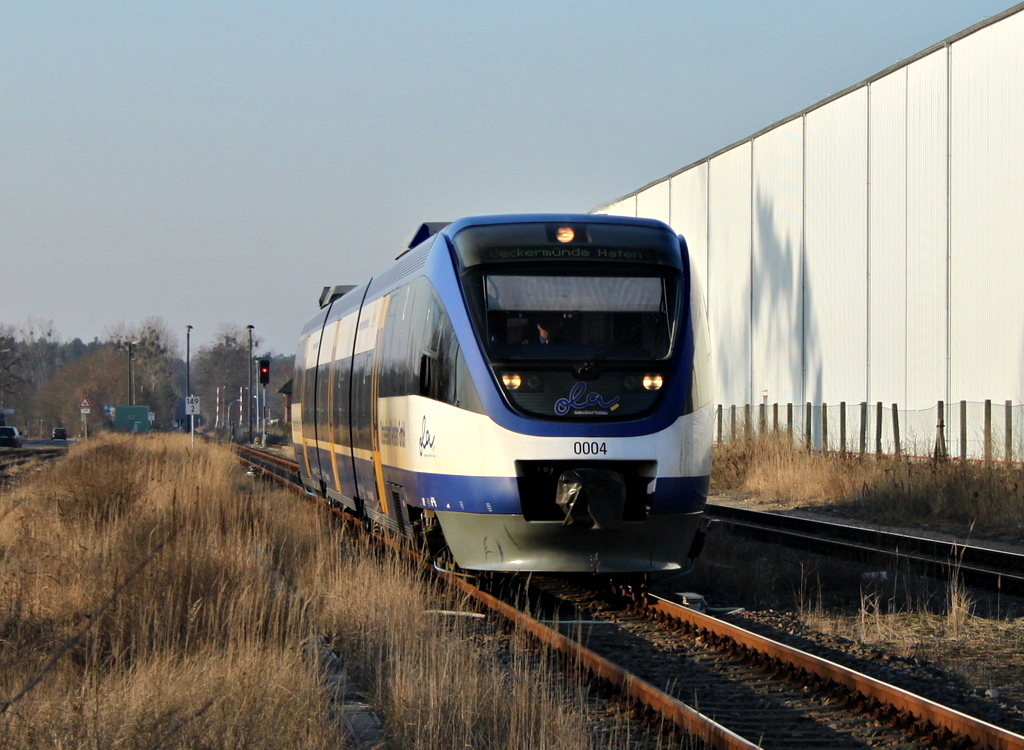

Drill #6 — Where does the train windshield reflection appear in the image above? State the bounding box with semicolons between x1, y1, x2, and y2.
482;275;674;361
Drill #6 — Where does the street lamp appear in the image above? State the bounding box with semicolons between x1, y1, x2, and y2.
186;325;193;446
0;348;10;421
246;325;254;443
186;326;192;398
128;340;140;406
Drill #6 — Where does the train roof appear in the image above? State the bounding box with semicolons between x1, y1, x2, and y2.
437;214;684;271
440;212;673;237
403;213;675;254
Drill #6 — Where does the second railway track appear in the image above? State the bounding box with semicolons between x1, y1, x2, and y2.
706;503;1024;596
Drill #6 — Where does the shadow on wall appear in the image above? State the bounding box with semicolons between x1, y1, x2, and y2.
750;189;822;408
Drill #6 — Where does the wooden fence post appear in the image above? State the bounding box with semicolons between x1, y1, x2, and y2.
773;402;779;433
805;402;812;451
822;403;829;454
859;402;867;457
960;400;967;461
1005;400;1013;464
744;404;752;439
984;399;992;465
875;402;883;455
787;402;793;441
934;400;947;459
840;401;847;457
730;405;736;442
892;404;901;457
716;404;723;444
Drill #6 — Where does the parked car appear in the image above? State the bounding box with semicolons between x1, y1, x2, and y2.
51;427;68;440
0;426;23;448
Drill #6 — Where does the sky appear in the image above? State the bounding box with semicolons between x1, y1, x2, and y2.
1;1;1018;356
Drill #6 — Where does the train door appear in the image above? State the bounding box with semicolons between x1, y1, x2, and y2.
297;310;331;492
351;296;386;513
369;295;391;520
323;317;344;496
292;332;314;481
328;311;360;503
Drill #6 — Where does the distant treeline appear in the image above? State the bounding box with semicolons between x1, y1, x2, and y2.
0;318;293;437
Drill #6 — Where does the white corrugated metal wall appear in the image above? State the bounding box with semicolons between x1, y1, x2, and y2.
596;4;1024;456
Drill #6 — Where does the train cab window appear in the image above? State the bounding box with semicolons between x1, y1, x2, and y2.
481;275;675;362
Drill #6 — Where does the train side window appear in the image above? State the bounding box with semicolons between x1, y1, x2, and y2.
379;285;413;399
415;287;483;413
454;347;483;412
315;363;330;437
332;357;351;447
294;337;308;435
298;337;318;442
351;350;374;449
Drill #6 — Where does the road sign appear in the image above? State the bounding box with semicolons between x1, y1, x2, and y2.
79;397;92;409
185;396;200;415
80;408;91;414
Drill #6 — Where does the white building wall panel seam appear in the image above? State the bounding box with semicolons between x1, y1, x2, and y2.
804;89;869;405
867;69;909;411
707;144;753;406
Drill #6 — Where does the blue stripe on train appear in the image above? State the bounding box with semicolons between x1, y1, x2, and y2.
307;448;708;516
368;458;708;516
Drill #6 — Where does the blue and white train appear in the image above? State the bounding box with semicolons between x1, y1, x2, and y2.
292;214;713;574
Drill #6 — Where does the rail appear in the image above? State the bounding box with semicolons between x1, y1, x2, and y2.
707;503;1024;595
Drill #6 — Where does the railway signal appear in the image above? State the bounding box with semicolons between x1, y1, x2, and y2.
258;359;270;385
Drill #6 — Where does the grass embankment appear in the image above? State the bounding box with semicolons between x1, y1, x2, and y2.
0;435;596;748
706;434;1024;708
712;433;1024;536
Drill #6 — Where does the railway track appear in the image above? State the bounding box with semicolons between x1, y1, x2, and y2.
0;446;67;476
235;443;1024;748
527;577;1024;748
706;503;1024;595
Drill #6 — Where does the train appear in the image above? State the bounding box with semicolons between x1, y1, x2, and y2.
291;213;713;575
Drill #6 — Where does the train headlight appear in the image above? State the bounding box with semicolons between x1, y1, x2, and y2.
642;374;663;391
555;226;575;243
502;373;522;390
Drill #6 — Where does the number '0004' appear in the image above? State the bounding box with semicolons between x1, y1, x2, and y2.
574;441;607;455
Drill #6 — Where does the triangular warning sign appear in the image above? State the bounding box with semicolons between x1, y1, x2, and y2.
79;398;92;409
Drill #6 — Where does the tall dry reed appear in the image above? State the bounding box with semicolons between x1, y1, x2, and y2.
712;432;1024;535
0;435;609;749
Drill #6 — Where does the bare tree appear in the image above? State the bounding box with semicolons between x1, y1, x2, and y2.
104;318;183;427
193;325;263;430
0;328;28;424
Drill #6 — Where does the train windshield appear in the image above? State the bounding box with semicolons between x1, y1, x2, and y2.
481;275;675;361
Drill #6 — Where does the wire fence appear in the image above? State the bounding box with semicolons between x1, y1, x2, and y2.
714;400;1024;463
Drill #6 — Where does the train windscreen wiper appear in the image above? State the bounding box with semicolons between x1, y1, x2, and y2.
573;321;646;380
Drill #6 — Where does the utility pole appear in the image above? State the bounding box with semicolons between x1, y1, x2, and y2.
246;325;254;444
186;325;194;448
128;340;140;406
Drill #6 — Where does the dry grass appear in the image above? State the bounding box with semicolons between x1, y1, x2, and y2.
712;432;1024;536
0;435;605;749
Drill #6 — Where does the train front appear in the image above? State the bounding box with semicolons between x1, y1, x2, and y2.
436;216;713;573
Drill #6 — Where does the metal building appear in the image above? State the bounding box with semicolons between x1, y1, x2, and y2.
595;4;1024;458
